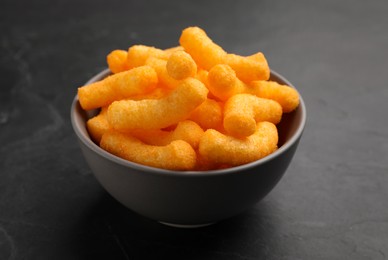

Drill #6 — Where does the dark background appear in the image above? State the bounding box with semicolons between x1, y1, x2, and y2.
1;0;387;259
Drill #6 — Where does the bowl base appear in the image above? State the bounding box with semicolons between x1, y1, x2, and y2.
159;221;215;228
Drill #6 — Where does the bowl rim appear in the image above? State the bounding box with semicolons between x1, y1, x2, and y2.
70;69;306;178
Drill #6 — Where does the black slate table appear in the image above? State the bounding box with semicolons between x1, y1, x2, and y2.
1;0;388;259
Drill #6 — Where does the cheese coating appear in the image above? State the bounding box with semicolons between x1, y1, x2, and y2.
249;80;300;113
107;50;131;73
127;45;169;68
207;64;246;101
223;94;282;137
86;107;111;144
145;57;180;89
198;122;278;167
107;78;208;130
101;131;197;171
166;50;197;80
180;27;270;82
179;27;225;70
78;66;158;110
189;98;223;130
130;120;204;149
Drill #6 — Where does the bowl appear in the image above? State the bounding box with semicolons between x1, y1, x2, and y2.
70;69;306;227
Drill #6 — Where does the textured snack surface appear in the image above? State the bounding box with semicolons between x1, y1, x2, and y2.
101;131;197;170
198;122;279;167
166;50;197;80
223;94;282;137
249;80;300;113
107;78;208;130
78;66;158;110
78;26;300;170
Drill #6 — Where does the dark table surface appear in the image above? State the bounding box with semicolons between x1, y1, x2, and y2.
1;0;388;259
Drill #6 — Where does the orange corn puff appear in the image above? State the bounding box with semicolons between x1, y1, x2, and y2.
207;64;246;101
101;131;197;171
127;45;169;68
198;121;278;167
86;107;111;144
179;27;226;70
188;98;223;130
145;57;180;89
180;26;270;82
164;46;184;54
131;120;204;149
195;69;209;86
107;50;131;73
78;66;158;110
249;80;300;113
107;78;208;130
223;94;282;137
225;52;270;82
166;50;197;80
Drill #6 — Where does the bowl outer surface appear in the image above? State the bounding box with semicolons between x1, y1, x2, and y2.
77;137;300;224
71;69;306;225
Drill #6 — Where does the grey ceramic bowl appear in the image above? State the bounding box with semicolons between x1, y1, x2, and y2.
71;69;306;227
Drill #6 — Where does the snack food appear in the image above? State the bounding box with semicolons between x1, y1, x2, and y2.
107;77;208;130
130;120;204;149
78;66;158;110
207;64;246;101
249;80;300;113
198;122;278;167
223;94;282;137
166;50;197;80
127;45;169;68
101;131;196;170
145;57;180;89
180;27;270;81
107;50;130;74
86;107;110;144
188;98;223;130
77;26;300;170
